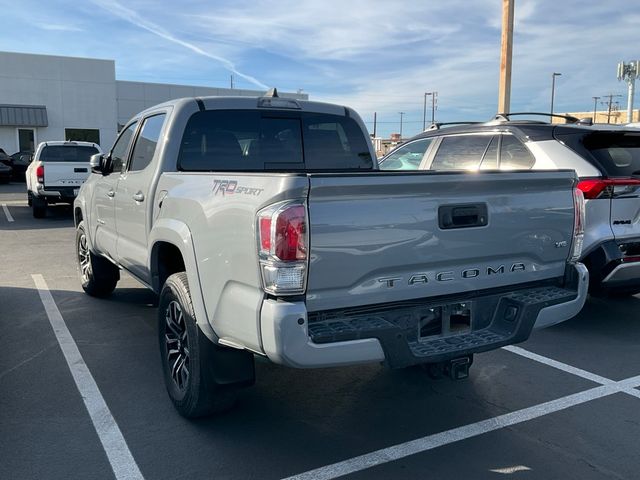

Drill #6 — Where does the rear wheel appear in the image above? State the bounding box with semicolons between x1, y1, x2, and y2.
76;221;119;297
32;197;46;218
159;272;254;418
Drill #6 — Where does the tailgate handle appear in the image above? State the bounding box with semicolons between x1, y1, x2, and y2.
439;204;488;229
74;167;88;173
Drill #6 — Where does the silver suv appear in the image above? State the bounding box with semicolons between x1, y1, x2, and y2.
380;113;640;297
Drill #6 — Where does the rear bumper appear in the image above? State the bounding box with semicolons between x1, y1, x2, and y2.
583;239;640;291
260;263;588;369
34;185;79;202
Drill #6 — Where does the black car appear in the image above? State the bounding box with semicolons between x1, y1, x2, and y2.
0;148;13;181
9;150;32;179
0;160;11;183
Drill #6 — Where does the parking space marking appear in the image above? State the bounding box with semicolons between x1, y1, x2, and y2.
502;346;615;385
283;379;640;480
503;345;640;399
283;353;640;480
32;274;144;480
2;203;14;222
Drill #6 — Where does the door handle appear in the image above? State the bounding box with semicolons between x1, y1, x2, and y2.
438;203;488;229
133;192;145;202
107;189;115;198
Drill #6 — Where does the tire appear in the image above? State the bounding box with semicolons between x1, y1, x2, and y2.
32;197;46;218
159;272;254;418
27;191;32;207
76;221;119;297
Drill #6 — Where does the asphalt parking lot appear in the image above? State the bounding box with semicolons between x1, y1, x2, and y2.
1;181;639;480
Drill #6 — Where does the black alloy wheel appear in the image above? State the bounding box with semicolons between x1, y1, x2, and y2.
163;300;190;392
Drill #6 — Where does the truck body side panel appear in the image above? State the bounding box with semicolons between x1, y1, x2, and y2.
154;172;309;353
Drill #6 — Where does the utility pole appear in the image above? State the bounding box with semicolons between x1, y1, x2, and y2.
230;74;234;89
498;0;515;113
423;92;437;129
550;72;561;116
373;112;377;137
602;94;624;124
617;61;640;122
592;96;600;122
399;112;405;139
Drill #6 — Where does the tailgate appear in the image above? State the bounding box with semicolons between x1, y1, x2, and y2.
306;171;576;312
42;161;90;189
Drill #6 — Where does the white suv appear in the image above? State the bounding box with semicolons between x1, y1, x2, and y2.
380;114;640;296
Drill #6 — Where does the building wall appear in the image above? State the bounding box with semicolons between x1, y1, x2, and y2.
0;51;118;153
116;80;308;127
0;50;308;154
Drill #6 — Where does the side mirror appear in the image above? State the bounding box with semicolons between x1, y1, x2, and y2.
90;153;111;175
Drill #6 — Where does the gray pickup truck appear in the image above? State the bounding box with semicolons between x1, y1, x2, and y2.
74;92;588;417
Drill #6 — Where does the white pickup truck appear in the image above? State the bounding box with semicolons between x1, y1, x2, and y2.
74;93;588;418
26;140;101;218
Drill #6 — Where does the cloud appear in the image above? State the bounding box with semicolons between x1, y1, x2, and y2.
38;23;84;32
90;0;269;90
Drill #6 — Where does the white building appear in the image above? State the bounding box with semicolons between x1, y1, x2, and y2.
0;51;307;154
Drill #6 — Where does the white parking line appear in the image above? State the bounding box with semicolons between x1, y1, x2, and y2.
2;203;14;222
283;376;640;480
32;274;144;480
502;345;615;385
503;345;640;399
284;347;640;480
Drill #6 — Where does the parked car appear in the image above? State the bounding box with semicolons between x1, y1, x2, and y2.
10;150;32;180
0;159;11;183
26;141;101;218
0;148;14;180
380;113;640;296
74;95;587;418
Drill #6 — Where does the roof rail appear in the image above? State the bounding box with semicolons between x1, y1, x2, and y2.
493;112;580;124
426;121;483;131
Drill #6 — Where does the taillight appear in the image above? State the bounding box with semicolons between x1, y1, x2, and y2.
257;201;308;295
36;165;44;184
577;178;640;199
570;187;585;262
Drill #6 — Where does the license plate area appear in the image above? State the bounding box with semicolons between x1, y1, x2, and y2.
419;302;472;340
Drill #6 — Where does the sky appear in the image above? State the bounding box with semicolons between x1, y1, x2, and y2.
1;0;639;138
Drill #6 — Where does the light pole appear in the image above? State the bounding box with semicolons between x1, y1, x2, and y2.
423;93;430;130
423;92;436;130
592;96;600;122
399;112;405;139
550;72;562;116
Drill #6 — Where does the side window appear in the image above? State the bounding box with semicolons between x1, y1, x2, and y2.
431;135;492;170
500;135;535;169
380;138;432;170
479;136;499;169
110;122;137;173
128;114;166;172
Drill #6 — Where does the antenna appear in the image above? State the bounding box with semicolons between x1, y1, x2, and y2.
617;61;640;123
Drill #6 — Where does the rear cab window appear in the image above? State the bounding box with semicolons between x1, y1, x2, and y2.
178;110;372;172
39;145;99;162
